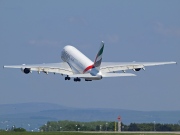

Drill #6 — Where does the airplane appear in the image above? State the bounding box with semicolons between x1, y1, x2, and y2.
3;41;176;82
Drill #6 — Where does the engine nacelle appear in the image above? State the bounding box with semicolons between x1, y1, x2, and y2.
21;68;31;74
134;68;141;71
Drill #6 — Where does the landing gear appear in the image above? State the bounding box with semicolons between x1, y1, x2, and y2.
65;76;70;80
74;78;81;82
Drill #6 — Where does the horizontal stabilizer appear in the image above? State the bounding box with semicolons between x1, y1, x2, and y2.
69;73;98;78
69;73;136;78
102;73;136;77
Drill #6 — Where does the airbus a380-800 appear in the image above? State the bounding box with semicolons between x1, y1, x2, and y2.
4;41;176;82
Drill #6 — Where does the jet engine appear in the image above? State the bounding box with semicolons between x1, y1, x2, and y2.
134;68;141;71
21;68;31;74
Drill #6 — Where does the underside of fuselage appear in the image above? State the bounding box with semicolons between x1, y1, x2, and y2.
64;75;102;82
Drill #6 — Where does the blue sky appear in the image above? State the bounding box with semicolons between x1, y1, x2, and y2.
0;0;180;111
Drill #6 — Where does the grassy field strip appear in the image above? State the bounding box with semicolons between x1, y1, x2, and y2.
0;132;180;135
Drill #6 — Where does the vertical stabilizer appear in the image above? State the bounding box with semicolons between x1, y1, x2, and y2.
94;41;104;70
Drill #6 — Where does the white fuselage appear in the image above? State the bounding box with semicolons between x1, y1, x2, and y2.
61;45;98;75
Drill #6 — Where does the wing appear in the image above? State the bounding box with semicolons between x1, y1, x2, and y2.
69;73;136;80
4;62;73;75
100;62;177;73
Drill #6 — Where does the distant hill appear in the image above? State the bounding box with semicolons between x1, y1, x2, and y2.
0;102;68;115
0;103;180;131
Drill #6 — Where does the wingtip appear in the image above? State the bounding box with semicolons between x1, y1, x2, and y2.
173;61;177;65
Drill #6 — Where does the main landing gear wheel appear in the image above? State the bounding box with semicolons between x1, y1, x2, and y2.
74;78;81;82
65;76;70;80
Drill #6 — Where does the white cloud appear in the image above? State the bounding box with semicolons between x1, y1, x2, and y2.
28;40;63;47
107;35;120;43
155;22;180;37
99;34;120;44
68;17;87;25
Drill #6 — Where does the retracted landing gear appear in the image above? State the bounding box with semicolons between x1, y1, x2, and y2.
74;78;81;82
65;76;70;80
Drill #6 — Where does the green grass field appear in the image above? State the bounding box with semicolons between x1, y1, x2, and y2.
0;132;179;135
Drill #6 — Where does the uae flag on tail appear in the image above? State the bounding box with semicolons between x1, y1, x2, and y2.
94;41;104;70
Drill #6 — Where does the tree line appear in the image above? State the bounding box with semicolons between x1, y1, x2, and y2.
40;120;180;132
